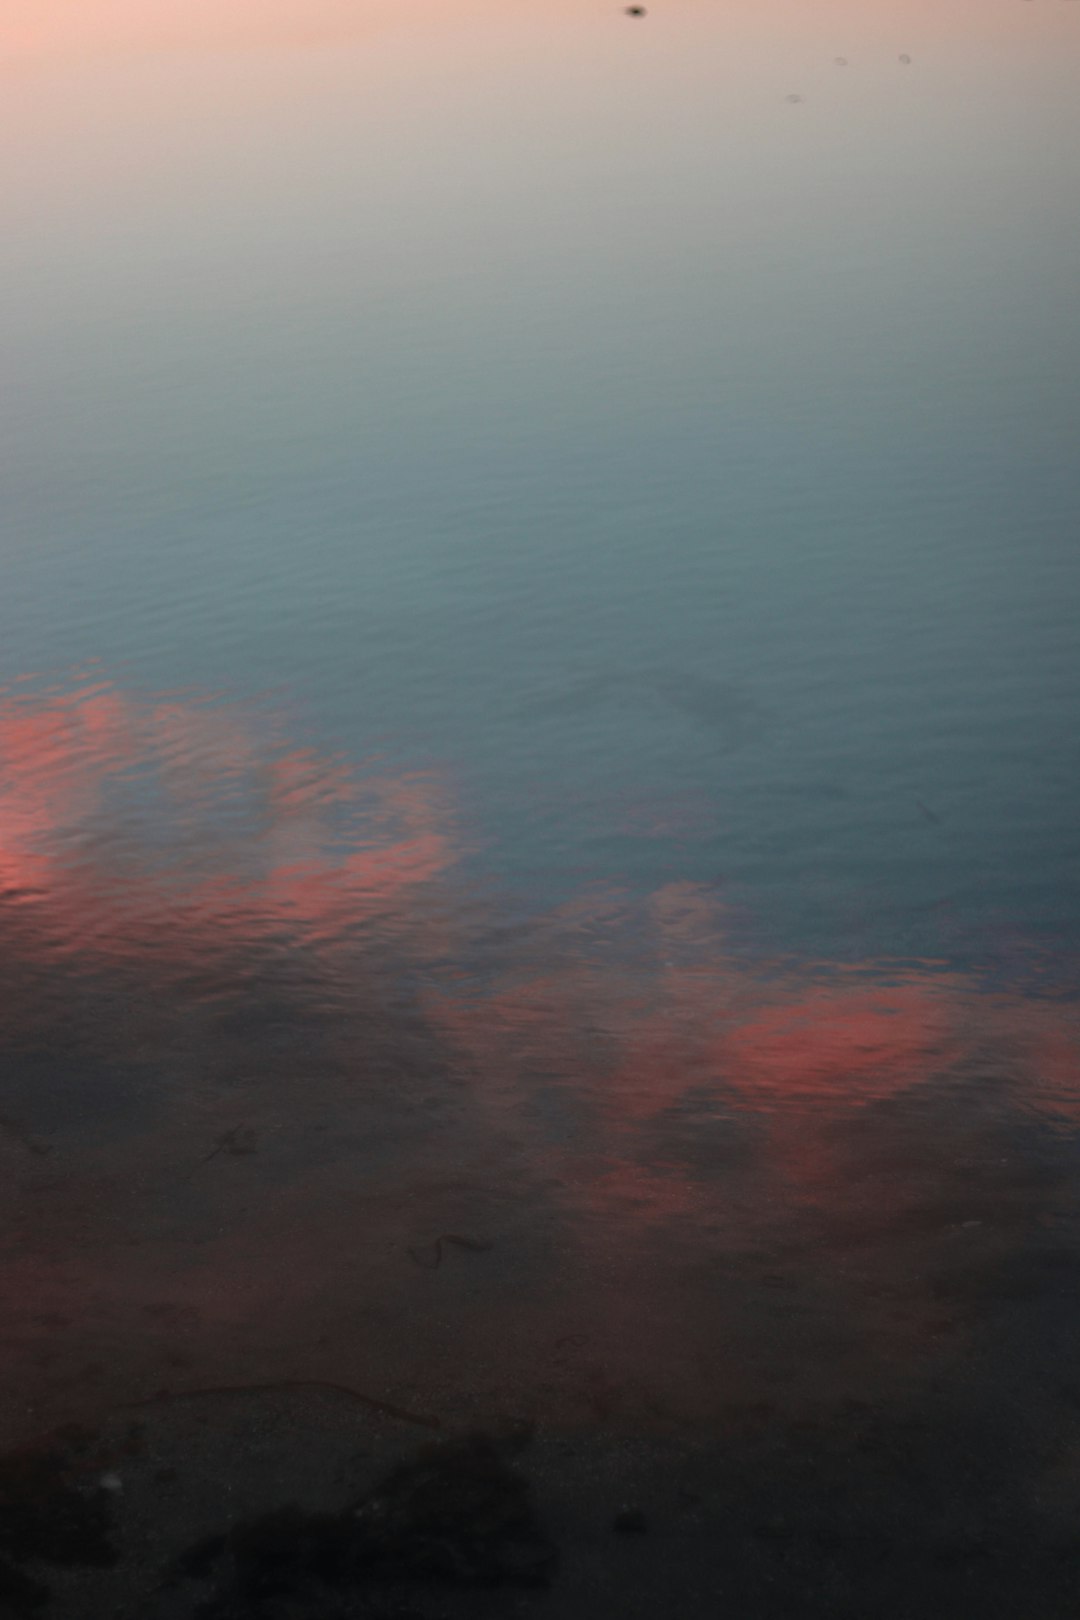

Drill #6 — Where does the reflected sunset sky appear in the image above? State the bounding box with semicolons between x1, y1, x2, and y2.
1;681;1078;1441
1;0;1079;1463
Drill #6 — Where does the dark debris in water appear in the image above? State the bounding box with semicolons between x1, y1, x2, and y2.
6;1385;1080;1618
0;1112;51;1158
0;1445;118;1571
122;1380;442;1433
407;1234;493;1271
202;1126;259;1164
173;1431;556;1617
0;1437;119;1613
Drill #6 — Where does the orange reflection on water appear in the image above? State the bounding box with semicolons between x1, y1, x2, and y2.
1;679;1079;1439
3;679;1078;1166
432;876;1080;1215
0;681;461;998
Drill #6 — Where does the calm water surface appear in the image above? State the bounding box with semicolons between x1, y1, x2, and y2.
2;0;1080;1608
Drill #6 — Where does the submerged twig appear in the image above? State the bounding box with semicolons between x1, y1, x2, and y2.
0;1112;51;1157
119;1379;441;1431
201;1126;258;1164
408;1234;493;1271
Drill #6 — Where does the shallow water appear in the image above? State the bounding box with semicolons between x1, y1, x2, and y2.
2;0;1080;1608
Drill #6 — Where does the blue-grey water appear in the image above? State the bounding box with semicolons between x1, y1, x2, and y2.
2;2;1080;1611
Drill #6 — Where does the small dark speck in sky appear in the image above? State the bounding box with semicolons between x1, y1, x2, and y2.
834;56;848;65
624;6;646;15
785;93;805;103
899;52;913;63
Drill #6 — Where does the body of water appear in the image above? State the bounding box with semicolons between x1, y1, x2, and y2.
2;2;1080;1613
